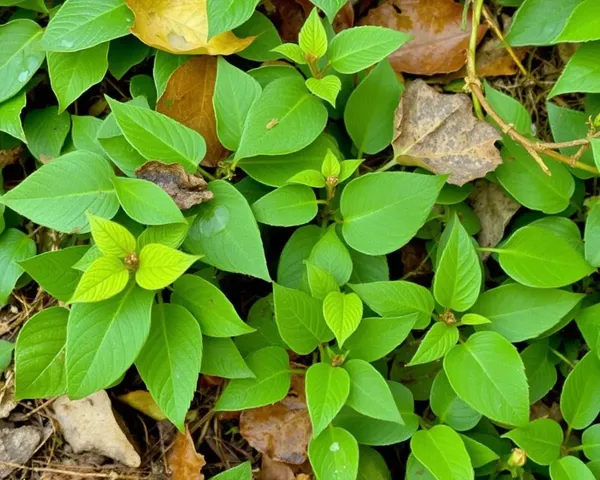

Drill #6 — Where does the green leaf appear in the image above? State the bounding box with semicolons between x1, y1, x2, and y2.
321;148;341;177
345;315;416;362
136;303;202;431
406;455;436;480
23;106;71;161
460;314;490;326
136;244;198;290
201;337;254;379
350;281;434;330
214;346;290;410
311;0;346;23
505;0;580;46
278;225;322;289
288;169;326;188
555;0;600;42
309;427;359;480
484;82;531;136
0;340;13;375
207;0;260;38
88;213;135;258
444;331;530;427
235;295;288;355
323;291;363;347
252;184;318;226
334;381;419;446
431;370;481;432
273;283;333;354
503;418;562;466
1;151;119;233
306;75;342;108
184;180;270;281
299;8;327;59
434;216;481;312
0;229;36;306
582;424;600;461
43;0;133;52
305;261;339;300
0;91;26;142
69;256;129;303
14;307;67;399
497;225;595;288
72;245;103;272
272;43;307;64
521;339;557;404
586;202;600;267
561;351;600;430
328;27;411;74
550;42;600;99
471;284;583;342
0;19;44;104
341;172;445;255
348;247;389;284
234;11;282;62
496;139;574;214
107;35;149;80
213;57;261;151
236;78;328;160
357;446;391;480
344;59;402;155
67;284;154;398
154;51;189;100
458;435;499;468
130;74;157;108
19;246;88;302
211;462;252;480
106;97;206;171
308;226;353;286
172;274;254;337
71;115;105;156
306;362;350;437
48;43;109;112
344;359;403;424
550;456;596;480
411;425;473;480
408;323;459;366
113;177;185;226
137;223;189;252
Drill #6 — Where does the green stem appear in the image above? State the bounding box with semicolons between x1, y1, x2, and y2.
467;0;484;119
567;445;585;453
376;158;397;173
197;166;216;181
550;348;575;369
476;247;504;254
289;368;307;375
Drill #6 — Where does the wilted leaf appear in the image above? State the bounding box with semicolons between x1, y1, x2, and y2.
469;180;520;257
393;80;502;186
135;161;214;210
53;391;141;468
0;146;23;168
126;0;254;55
118;390;167;421
157;56;227;167
360;0;487;75
260;455;312;480
168;428;206;480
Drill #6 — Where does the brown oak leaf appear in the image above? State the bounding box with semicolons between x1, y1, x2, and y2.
135;161;214;210
392;80;502;186
168;428;206;480
359;0;487;75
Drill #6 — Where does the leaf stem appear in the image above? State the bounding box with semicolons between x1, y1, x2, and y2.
549;348;575;369
289;368;307;375
476;247;504;254
467;0;484;119
376;158;398;173
197;166;216;182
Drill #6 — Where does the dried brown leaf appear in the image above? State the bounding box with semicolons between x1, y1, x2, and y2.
118;390;167;421
392;80;502;186
0;146;23;169
157;56;227;168
359;0;487;75
135;161;214;210
260;455;312;480
240;394;311;465
168;428;206;480
469;180;520;258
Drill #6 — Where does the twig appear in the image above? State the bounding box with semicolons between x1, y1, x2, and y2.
0;461;145;479
467;0;485;119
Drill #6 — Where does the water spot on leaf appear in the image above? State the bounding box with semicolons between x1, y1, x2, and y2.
196;204;229;237
330;442;340;452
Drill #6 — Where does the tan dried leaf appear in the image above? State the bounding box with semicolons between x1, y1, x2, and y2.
260;455;313;480
359;0;486;75
118;390;167;421
157;56;227;168
135;161;214;210
126;0;254;55
392;80;502;186
0;146;23;168
469;180;520;258
168;429;206;480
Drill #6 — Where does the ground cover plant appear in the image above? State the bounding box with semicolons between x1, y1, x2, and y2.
2;0;600;478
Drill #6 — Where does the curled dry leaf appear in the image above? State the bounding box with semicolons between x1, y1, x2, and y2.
135;161;214;210
157;56;227;168
118;390;167;421
53;391;141;467
359;0;487;75
261;455;312;480
0;146;23;169
392;80;502;186
125;0;254;55
167;428;206;480
469;180;520;258
0;426;44;479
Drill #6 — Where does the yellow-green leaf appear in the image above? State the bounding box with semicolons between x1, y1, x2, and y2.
136;243;199;290
69;256;129;303
88;213;136;258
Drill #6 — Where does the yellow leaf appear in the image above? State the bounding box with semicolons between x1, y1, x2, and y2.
125;0;255;55
118;390;167;421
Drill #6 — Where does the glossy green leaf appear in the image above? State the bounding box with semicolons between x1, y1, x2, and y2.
585;202;600;267
154;51;189;99
431;370;481;431
234;11;282;62
550;456;595;480
214;346;290;411
201;337;254;379
107;35;149;80
323;291;363;347
348;248;389;284
137;222;190;251
409;323;459;366
288;169;326;188
0;91;26;142
0;229;36;306
582;424;600;461
211;462;252;480
484;82;531;136
207;0;260;38
23;106;71;161
277;225;322;289
272;43;307;64
556;0;600;42
521;339;557;404
550;42;600;99
444;331;529;427
357;446;391;480
0;340;13;375
88;213;136;258
69;255;129;303
71;115;105;155
306;362;350;437
15;307;68;399
136;244;198;290
305;261;339;300
308;226;353;286
503;418;562;466
235;295;288;355
306;76;342;108
309;427;359;480
459;435;499;469
299;8;327;59
312;0;346;23
136;303;202;431
172;274;254;337
341;172;445;255
252;184;318;227
561;351;600;430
